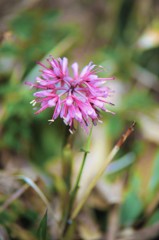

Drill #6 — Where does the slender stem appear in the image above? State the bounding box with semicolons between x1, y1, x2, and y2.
62;151;89;237
62;127;93;237
61;126;73;225
69;151;88;214
71;122;135;220
71;146;119;220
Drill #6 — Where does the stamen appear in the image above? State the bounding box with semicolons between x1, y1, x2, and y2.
30;100;36;106
48;119;54;122
69;129;73;134
98;120;103;123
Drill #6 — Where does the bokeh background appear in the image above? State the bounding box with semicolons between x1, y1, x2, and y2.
0;0;159;239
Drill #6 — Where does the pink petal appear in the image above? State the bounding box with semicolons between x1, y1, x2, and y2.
53;99;61;119
62;57;68;75
66;96;73;106
72;62;78;78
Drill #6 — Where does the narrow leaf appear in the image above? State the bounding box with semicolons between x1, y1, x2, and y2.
16;175;55;218
37;210;48;240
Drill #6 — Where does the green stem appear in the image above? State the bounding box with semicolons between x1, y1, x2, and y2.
70;150;88;213
61;127;93;238
61;127;73;224
71;145;119;220
62;151;88;238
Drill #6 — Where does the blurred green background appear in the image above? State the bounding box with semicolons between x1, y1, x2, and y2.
0;0;159;239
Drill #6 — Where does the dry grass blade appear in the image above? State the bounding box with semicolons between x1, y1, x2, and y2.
0;183;29;213
72;122;136;220
16;175;56;219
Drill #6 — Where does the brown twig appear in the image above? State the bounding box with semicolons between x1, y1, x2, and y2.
116;121;136;148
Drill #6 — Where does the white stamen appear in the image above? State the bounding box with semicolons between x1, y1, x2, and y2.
98;120;103;123
48;119;54;122
30;100;36;106
69;129;73;134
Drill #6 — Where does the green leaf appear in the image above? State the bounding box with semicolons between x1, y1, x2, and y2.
122;90;155;111
10;13;36;40
16;175;54;217
106;152;135;175
107;115;124;140
120;190;143;226
42;10;59;25
147;210;159;226
37;210;48;240
149;150;159;192
117;0;135;40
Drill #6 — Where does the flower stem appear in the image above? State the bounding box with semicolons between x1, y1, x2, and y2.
69;150;88;213
61;127;93;237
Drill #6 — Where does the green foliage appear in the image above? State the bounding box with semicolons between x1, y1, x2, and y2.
122;89;156;112
138;47;159;75
10;13;37;40
0;200;24;225
107;114;124;140
37;211;48;240
120;190;143;226
147;210;159;226
149;150;159;193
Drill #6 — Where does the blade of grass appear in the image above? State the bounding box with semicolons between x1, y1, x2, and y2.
37;210;48;240
71;122;136;220
61;127;93;237
0;184;29;213
16;175;55;219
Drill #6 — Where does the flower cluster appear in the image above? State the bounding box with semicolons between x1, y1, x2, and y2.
27;56;114;133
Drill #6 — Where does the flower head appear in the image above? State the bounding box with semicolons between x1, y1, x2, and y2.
26;56;114;133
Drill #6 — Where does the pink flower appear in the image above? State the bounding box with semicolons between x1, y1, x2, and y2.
26;56;114;133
